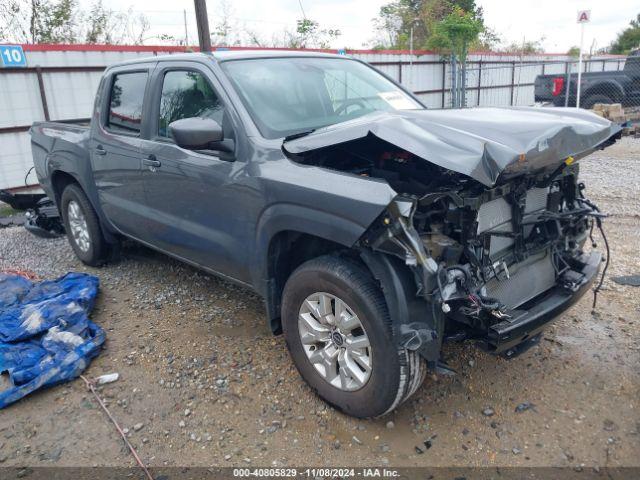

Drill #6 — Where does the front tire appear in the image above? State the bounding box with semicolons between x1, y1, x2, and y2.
61;184;110;266
282;255;426;418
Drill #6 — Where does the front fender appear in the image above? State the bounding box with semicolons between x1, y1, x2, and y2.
252;159;398;289
253;202;381;289
257;202;372;247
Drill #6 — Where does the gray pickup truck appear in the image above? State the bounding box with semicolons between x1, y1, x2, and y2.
30;50;620;417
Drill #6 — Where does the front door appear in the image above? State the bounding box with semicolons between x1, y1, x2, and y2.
137;63;250;282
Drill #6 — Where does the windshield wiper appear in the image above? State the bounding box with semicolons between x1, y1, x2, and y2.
283;129;316;142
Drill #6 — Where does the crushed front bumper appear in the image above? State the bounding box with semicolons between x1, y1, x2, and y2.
486;251;601;353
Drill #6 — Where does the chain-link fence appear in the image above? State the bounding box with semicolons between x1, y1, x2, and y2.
368;55;630;112
447;57;628;109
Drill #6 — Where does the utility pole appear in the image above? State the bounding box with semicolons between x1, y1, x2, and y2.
194;0;212;53
183;9;189;47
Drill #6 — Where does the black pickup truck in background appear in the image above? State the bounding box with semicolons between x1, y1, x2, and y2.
535;50;640;109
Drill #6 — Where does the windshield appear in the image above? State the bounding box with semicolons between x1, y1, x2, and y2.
220;57;423;139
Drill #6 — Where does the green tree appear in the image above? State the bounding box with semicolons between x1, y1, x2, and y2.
567;46;580;58
0;1;26;42
85;0;111;43
0;0;70;43
373;0;423;49
475;25;501;51
372;0;485;50
286;18;341;49
428;7;482;62
36;0;77;43
212;0;234;46
0;0;152;45
501;38;545;54
610;13;640;54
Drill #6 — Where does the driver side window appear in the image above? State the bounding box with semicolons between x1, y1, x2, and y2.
158;70;224;138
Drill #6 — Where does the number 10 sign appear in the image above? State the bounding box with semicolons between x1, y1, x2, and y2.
0;45;27;68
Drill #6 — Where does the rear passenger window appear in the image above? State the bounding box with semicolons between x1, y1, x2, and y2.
107;72;147;134
158;70;224;138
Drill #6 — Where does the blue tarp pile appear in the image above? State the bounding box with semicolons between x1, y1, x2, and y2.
0;272;104;408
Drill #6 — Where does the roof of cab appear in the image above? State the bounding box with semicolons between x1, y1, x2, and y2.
111;49;347;68
211;49;345;61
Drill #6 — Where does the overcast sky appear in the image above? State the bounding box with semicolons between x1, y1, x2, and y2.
107;0;638;52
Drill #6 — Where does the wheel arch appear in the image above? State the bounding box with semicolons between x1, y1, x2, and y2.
50;169;118;244
582;81;624;103
262;229;357;334
50;170;80;206
254;200;387;333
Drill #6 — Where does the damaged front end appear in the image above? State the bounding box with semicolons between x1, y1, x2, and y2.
360;162;605;359
283;107;619;364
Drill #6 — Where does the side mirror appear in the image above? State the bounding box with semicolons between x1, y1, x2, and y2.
169;117;223;149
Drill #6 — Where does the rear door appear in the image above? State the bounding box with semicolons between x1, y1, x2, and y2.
136;60;250;282
90;63;155;237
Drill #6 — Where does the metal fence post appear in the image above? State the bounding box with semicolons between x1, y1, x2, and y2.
461;59;467;108
476;60;482;106
450;55;457;108
441;61;446;108
509;61;516;106
35;66;50;121
564;61;572;107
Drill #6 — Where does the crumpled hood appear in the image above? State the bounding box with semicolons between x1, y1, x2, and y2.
283;107;621;187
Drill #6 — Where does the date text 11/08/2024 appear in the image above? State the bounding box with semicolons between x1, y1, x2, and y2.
232;467;401;477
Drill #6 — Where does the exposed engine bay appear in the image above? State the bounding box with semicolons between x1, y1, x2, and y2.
286;136;610;356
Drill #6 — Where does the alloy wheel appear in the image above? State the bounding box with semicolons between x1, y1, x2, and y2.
67;200;91;252
298;292;372;391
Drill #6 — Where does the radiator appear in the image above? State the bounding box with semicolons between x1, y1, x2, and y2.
484;252;556;309
476;187;549;258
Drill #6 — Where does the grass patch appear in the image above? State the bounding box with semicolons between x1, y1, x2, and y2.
0;202;20;217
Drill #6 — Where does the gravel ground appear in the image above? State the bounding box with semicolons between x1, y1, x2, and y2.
0;137;638;469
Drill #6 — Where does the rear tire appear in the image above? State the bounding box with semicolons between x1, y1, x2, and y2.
582;94;614;109
61;184;110;266
282;254;426;418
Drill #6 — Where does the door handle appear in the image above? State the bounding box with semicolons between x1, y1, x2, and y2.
95;145;107;156
143;155;161;168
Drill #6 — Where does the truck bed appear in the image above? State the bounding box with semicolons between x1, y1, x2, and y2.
31;119;91;132
534;70;629;105
30;120;92;203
